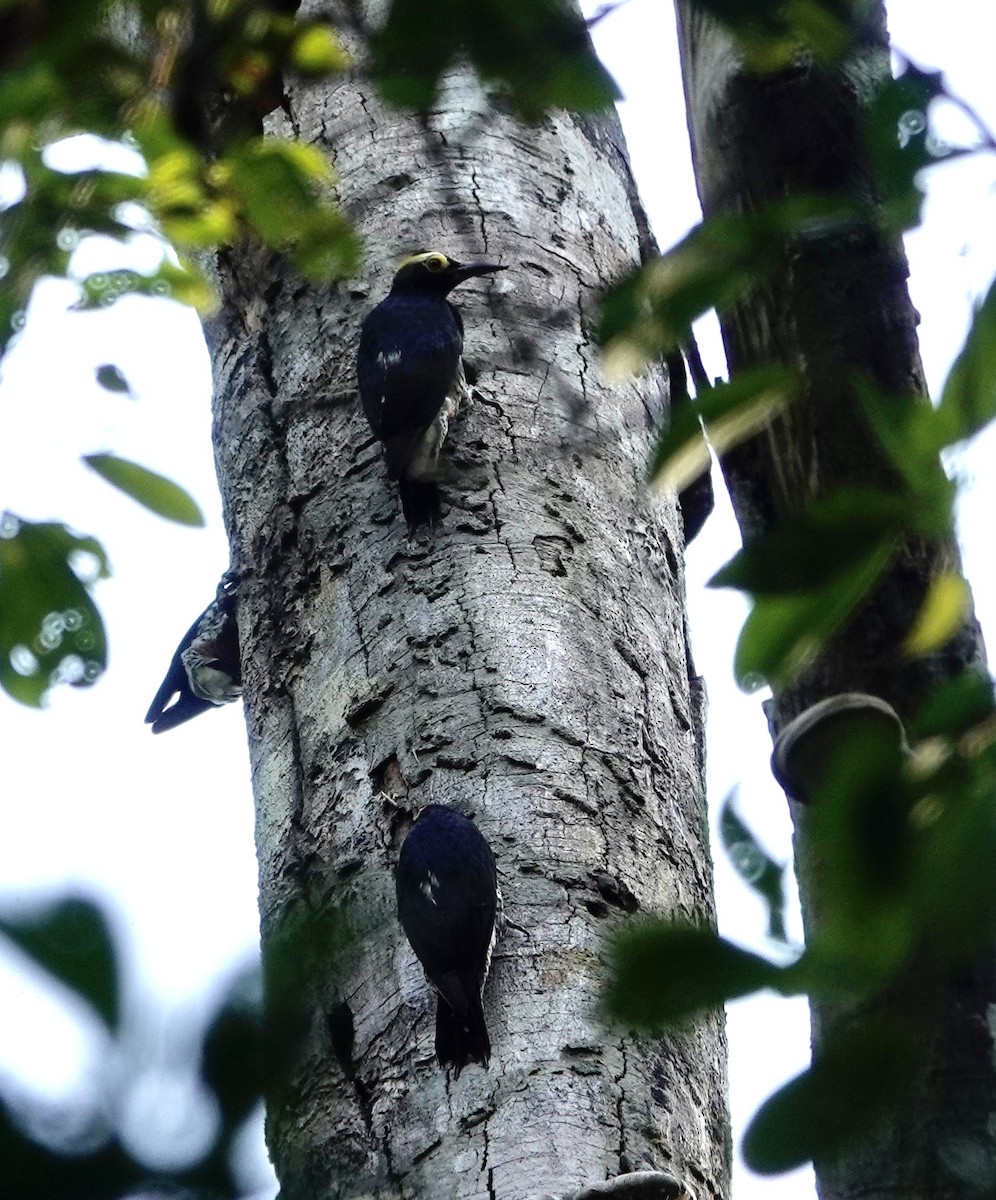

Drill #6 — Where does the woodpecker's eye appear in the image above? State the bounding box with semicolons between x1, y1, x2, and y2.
424;254;448;273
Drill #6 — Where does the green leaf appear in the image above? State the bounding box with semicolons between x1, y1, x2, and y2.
910;670;995;741
76;262;218;314
902;572;971;657
0;1093;139;1197
225;139;361;282
599;197;858;374
372;0;619;119
743;1019;917;1173
855;380;956;535
604;921;792;1029
688;0;854;71
793;724;918;984
711;487;905;596
0;896;120;1030
937;276;996;445
201;965;263;1128
863;62;958;232
95;364;133;395
291;24;351;75
82;454;204;526
0;515;109;706
731;540;894;688
650;367;796;490
916;779;996;961
719;795;788;942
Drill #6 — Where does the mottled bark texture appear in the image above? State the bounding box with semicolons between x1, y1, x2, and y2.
674;4;995;1199
206;10;730;1200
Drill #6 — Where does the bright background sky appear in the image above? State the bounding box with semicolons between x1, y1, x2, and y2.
1;2;994;1197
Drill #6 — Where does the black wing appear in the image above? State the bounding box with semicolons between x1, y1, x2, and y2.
145;576;240;734
358;295;463;444
144;609;214;734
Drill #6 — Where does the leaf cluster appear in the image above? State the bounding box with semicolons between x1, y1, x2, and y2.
710;269;996;689
369;0;619;120
606;670;996;1172
596;48;996;688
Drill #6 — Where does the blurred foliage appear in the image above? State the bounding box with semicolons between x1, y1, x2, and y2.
688;0;855;71
0;887;360;1198
599;196;861;374
0;514;109;705
719;794;787;941
649;366;797;491
742;1016;917;1174
0;893;265;1199
370;0;619;119
0;897;121;1030
0;0;359;707
94;363;133;395
607;669;996;1171
604;46;996;689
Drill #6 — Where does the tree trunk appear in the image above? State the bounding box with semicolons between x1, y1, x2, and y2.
674;3;996;1198
206;15;730;1200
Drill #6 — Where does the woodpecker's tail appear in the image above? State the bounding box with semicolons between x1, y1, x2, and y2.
148;691;215;734
398;477;443;536
435;994;490;1077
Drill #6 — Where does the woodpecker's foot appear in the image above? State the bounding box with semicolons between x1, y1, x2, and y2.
771;693;908;804
533;1170;694;1200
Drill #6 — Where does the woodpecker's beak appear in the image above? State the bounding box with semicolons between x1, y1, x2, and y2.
452;261;507;282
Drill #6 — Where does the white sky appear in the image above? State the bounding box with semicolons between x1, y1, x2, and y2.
1;2;994;1197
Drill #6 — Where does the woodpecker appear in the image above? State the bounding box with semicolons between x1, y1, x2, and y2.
358;250;505;535
396;804;502;1075
145;572;241;734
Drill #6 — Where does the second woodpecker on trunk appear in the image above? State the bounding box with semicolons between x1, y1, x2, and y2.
357;250;505;536
396;803;502;1075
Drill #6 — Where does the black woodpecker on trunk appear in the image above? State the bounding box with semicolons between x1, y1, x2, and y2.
396;804;502;1075
145;571;241;733
357;250;505;536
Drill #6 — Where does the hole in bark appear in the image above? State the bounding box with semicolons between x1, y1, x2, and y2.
592;872;639;913
533;532;573;576
327;1001;374;1131
346;680;394;727
585;900;610;918
562;1043;600;1058
370;753;405;801
336;857;363;879
328;1001;355;1072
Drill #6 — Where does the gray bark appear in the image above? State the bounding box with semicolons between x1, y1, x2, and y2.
674;4;996;1198
206;11;730;1200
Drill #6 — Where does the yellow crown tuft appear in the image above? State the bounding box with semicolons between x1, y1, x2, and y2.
397;251;451;274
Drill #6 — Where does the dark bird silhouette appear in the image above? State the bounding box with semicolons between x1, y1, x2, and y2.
145;572;241;733
358;250;505;535
396;804;502;1075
